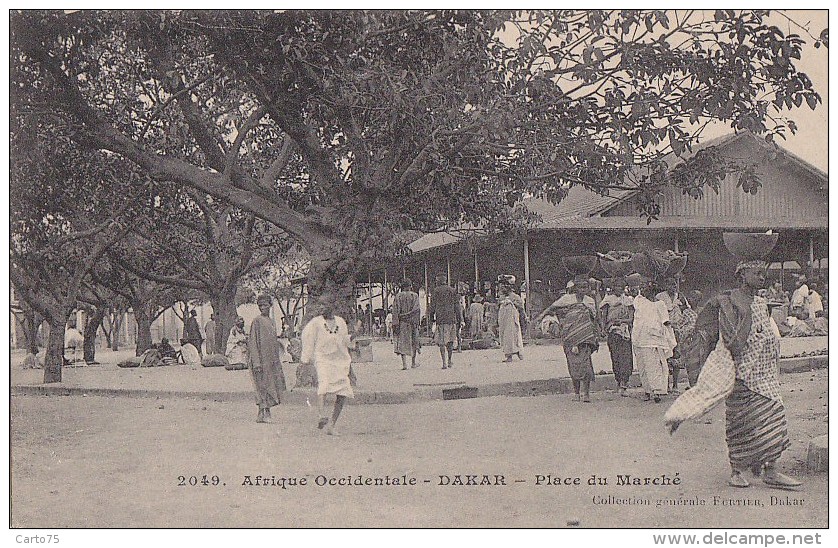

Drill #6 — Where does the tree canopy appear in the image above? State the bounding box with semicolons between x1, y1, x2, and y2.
10;9;825;310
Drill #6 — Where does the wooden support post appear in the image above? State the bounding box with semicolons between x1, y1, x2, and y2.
474;250;479;285
809;233;815;275
780;262;785;291
383;269;389;314
523;236;531;320
367;271;373;334
446;256;452;285
424;261;430;336
673;233;680;291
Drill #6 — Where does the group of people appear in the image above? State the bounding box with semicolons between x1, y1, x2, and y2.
387;274;527;370
135;252;804;489
532;273;695;403
212;294;356;433
786;274;826;320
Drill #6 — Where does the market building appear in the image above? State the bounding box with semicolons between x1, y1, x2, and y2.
366;132;828;323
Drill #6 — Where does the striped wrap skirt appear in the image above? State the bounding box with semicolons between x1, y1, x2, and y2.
725;380;790;470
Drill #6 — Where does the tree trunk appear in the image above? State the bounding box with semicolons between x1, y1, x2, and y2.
18;309;42;355
134;306;153;356
305;253;359;329
210;287;238;355
44;318;66;383
83;307;105;363
110;309;124;351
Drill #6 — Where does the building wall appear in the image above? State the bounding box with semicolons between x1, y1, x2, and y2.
606;135;828;219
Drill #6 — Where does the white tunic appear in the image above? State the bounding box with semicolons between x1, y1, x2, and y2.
301;315;354;397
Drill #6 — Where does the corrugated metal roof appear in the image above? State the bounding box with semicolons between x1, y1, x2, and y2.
408;187;631;253
538;215;828;231
406;132;828;254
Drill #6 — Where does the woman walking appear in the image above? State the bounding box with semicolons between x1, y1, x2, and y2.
391;279;421;370
497;276;524;362
467;295;485;338
666;251;802;490
301;303;356;436
556;276;600;402
603;283;634;396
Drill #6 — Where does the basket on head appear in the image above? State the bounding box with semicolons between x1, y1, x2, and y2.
662;254;688;277
631;249;687;279
562;255;599;276
597;251;635;277
630;252;656;279
722;232;779;261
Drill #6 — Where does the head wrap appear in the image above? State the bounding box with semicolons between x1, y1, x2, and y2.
735;259;767;275
497;274;516;285
256;294;272;306
626;273;650;287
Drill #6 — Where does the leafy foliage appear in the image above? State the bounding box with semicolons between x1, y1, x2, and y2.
9;9;826;297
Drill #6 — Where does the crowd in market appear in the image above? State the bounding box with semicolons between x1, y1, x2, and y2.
43;233;811;489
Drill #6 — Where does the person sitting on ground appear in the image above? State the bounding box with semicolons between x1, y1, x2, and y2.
805;280;824;320
157;338;178;360
790;275;809;318
225;316;248;368
180;338;201;365
64;321;85;363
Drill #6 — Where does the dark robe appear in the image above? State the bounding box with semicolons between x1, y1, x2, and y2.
247;315;287;409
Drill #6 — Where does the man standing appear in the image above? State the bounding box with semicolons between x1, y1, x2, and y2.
630;274;675;403
427;274;462;369
204;314;217;355
248;295;287;423
183;309;204;358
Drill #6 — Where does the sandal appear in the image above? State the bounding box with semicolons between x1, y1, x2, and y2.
763;473;803;490
728;473;750;488
317;417;329;430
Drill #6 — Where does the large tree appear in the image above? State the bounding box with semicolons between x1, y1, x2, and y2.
9;118;142;382
10;10;825;317
107;188;287;353
90;257;191;355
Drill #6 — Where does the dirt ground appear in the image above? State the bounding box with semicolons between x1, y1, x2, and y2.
10;369;827;529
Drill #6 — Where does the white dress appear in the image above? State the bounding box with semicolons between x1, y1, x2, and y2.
225;327;248;365
301;315;354;397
